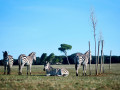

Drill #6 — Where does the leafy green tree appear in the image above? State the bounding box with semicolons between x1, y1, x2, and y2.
52;56;63;64
58;44;72;65
40;53;47;65
46;53;55;63
36;57;40;65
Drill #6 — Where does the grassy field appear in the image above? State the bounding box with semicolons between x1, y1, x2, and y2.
0;64;120;90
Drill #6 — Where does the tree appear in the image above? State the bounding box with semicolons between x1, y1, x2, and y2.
35;57;40;65
89;41;91;75
58;44;72;65
109;50;112;71
90;9;97;75
40;53;47;65
52;56;63;64
46;53;55;63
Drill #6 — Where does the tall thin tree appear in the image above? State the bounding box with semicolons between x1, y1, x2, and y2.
109;50;112;71
90;9;97;75
58;44;72;65
100;40;104;74
97;41;100;75
89;41;91;75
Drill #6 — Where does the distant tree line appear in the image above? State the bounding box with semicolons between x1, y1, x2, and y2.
0;53;120;65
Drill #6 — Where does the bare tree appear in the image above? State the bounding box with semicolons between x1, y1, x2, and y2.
100;40;104;74
90;9;97;75
97;41;100;75
89;41;91;75
109;50;112;71
102;53;104;73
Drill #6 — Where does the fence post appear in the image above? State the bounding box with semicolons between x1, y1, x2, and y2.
97;41;100;75
100;40;104;74
102;53;104;73
89;41;91;75
109;50;112;71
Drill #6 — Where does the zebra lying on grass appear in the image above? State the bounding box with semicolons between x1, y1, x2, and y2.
2;51;14;75
74;50;92;76
43;62;69;76
18;52;36;75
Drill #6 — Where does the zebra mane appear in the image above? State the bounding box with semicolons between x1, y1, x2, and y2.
76;53;83;56
84;50;89;55
28;52;35;56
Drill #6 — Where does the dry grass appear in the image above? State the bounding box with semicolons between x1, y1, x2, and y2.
0;64;120;90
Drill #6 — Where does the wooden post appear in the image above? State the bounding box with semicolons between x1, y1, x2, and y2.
102;40;104;73
97;41;100;75
100;40;103;74
102;53;104;73
89;41;91;75
109;50;112;70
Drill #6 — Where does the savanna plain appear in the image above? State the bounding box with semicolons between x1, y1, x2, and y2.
0;64;120;90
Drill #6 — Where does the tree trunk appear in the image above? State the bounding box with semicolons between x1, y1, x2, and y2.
109;50;112;71
102;53;104;73
102;40;104;73
89;41;91;75
95;38;97;75
64;51;70;65
100;50;102;74
100;40;103;74
97;41;100;75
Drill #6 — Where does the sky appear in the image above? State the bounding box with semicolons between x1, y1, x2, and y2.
0;0;120;59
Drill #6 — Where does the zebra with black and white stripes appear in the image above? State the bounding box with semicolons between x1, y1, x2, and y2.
18;52;36;75
43;61;69;76
74;50;92;76
2;51;14;74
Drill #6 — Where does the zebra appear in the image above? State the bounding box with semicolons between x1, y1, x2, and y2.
18;52;36;75
2;51;14;75
43;61;69;76
74;50;92;76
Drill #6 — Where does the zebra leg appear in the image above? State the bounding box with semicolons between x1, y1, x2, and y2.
85;64;87;76
83;65;85;76
20;64;24;75
19;64;21;75
7;65;11;75
76;69;78;76
9;66;11;75
30;64;31;75
4;65;6;75
75;63;78;76
27;65;29;75
7;65;9;75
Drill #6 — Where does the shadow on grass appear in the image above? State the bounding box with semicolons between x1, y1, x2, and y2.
31;75;46;76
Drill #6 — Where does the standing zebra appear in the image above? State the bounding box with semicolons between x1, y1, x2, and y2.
43;61;69;76
2;51;14;75
74;50;92;76
18;52;36;75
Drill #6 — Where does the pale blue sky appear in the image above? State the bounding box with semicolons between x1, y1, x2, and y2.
0;0;120;59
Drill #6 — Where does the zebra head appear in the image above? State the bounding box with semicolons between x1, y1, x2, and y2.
84;50;92;60
43;61;50;71
29;52;36;61
2;51;8;60
74;53;83;64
